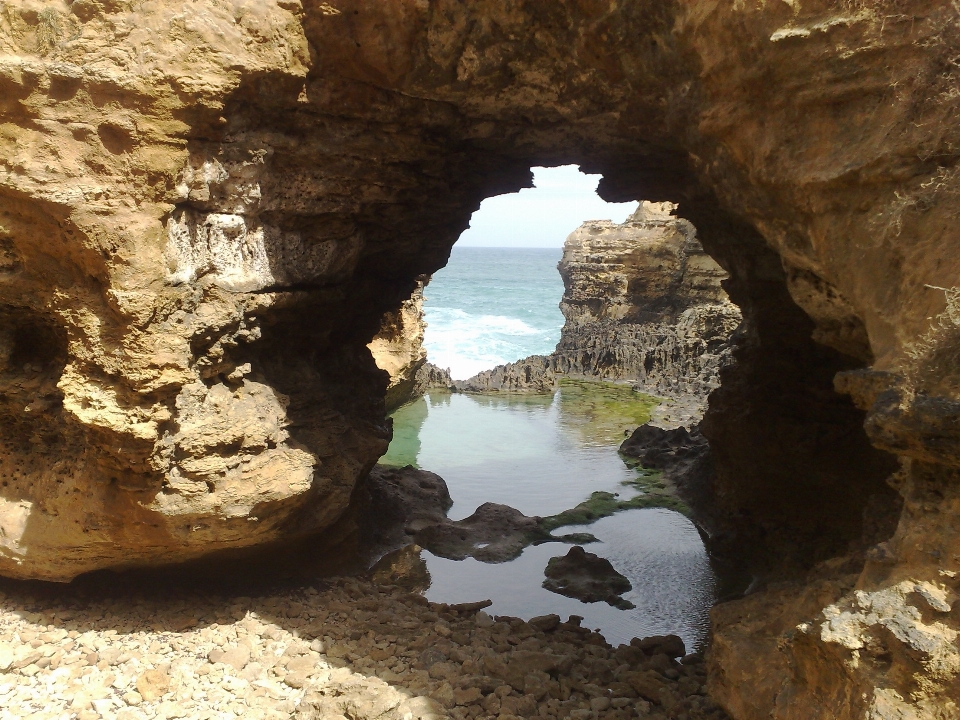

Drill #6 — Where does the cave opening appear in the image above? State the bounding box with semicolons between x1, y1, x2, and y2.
4;0;954;714
365;164;743;649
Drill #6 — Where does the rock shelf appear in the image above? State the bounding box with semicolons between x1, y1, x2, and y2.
0;577;728;720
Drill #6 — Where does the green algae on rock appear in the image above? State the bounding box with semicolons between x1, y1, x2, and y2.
541;486;690;535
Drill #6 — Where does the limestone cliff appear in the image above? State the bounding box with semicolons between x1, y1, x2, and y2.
368;277;428;412
554;201;741;400
0;2;959;717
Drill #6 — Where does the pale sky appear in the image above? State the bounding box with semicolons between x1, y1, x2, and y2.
456;165;639;248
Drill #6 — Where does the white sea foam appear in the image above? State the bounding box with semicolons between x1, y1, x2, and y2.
425;308;550;380
421;247;565;380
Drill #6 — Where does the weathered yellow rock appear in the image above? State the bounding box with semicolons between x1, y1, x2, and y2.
1;3;959;717
554;201;741;398
368;278;428;412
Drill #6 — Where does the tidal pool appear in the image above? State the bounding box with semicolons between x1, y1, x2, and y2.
380;381;717;651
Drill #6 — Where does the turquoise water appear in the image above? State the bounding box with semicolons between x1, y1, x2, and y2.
381;387;717;650
382;384;662;520
424;247;565;380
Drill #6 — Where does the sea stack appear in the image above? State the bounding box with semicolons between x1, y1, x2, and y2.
554;202;741;403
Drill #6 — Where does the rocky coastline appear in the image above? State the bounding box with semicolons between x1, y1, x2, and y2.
447;203;741;428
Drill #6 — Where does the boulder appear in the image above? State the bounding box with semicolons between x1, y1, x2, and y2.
542;546;635;609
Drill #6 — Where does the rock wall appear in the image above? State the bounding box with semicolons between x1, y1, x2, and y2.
553;201;741;401
368;277;428;412
1;1;959;717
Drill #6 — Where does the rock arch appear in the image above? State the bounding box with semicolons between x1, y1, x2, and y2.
1;1;959;717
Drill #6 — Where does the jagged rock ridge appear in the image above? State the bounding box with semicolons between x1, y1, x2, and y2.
455;202;741;422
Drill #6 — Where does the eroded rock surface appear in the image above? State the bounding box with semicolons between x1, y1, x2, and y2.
1;1;960;717
454;355;557;394
413;363;455;397
369;278;430;412
553;202;741;405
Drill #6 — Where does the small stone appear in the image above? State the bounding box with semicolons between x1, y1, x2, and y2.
398;696;446;720
475;612;494;628
590;696;611;711
287;656;318;675
626;670;665;702
136;668;170;701
430;681;456;709
92;698;115;715
123;691;143;706
240;662;264;682
637;634;686;659
156;699;189;718
453;686;481;705
220;645;251;671
434;623;452;637
283;671;308;688
528;614;561;632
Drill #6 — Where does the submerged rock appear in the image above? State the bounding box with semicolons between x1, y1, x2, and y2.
543;546;636;610
620;424;710;470
619;423;720;545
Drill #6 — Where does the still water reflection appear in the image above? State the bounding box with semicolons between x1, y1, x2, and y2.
380;383;716;650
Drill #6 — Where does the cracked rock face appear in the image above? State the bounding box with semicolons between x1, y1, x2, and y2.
2;1;960;717
553;201;741;402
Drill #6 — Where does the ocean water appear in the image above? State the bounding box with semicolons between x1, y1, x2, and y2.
424;247;565;380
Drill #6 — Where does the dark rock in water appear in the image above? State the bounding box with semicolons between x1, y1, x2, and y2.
543;546;635;609
455;355;557;393
620;422;718;536
356;465;453;553
360;466;599;566
620;423;709;467
415;502;549;562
